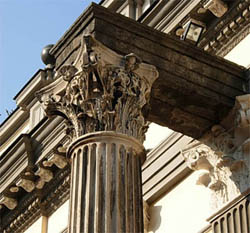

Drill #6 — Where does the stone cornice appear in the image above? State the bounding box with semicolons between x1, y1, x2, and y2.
1;193;40;233
199;0;250;56
0;109;29;153
14;70;46;109
0;117;69;217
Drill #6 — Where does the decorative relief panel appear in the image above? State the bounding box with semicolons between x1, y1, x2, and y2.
37;35;158;143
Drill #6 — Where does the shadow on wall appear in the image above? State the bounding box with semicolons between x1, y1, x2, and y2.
148;205;162;233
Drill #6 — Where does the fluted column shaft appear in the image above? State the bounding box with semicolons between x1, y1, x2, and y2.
68;132;145;233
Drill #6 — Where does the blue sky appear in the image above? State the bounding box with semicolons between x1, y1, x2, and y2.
0;0;99;123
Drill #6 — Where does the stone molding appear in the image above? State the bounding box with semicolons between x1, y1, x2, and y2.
2;196;40;233
201;0;250;56
37;35;158;143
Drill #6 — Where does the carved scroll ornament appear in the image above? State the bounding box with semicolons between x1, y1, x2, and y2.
182;142;240;211
37;36;158;143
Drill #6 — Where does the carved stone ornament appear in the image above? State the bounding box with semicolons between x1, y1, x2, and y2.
182;94;250;211
203;0;228;18
43;145;68;169
16;177;35;193
0;195;17;210
182;142;248;212
35;167;53;183
234;94;250;146
36;35;158;143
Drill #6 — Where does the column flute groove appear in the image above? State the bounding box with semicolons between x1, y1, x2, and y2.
67;135;146;233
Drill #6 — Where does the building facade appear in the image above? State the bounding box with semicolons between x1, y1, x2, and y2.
0;0;249;233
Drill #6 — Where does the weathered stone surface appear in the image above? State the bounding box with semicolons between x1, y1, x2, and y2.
182;94;250;212
203;0;228;18
37;36;158;143
67;132;145;233
50;3;247;139
38;34;158;233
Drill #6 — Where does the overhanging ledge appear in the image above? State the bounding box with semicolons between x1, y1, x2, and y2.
50;3;248;139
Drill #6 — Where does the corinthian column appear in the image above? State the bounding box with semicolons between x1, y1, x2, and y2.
37;36;158;233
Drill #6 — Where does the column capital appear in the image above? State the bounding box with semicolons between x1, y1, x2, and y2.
37;35;158;143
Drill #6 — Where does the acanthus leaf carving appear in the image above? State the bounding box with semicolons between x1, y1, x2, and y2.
182;141;238;211
36;36;158;143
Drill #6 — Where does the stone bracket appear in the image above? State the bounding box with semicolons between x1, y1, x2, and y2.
203;0;228;17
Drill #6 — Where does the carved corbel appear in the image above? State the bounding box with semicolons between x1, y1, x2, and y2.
0;195;17;210
182;141;216;171
234;95;250;148
35;167;53;183
235;95;250;127
183;97;250;211
200;124;237;160
43;146;68;169
203;0;228;17
16;177;35;193
36;179;45;190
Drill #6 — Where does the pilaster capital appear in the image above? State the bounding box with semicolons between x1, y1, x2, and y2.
182;140;248;211
201;94;250;155
182;95;250;211
37;36;158;143
182;141;216;171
